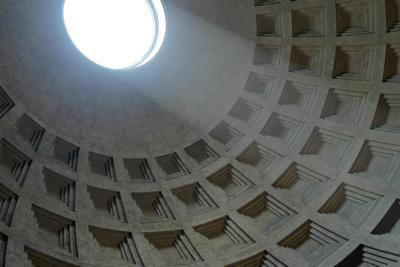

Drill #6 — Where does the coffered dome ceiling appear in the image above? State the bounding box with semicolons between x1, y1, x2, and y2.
0;0;400;266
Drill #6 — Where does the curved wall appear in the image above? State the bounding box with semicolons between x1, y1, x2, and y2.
0;0;400;266
0;0;255;153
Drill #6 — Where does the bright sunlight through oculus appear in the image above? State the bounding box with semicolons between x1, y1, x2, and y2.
63;0;166;69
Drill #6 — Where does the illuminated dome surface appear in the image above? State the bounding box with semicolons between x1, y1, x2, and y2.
2;0;400;266
63;0;166;69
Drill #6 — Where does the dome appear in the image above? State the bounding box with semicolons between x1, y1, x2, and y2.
0;0;400;266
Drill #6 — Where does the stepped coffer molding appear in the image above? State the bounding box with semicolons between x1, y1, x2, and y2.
88;152;117;181
289;46;325;76
278;81;318;113
335;244;400;266
53;137;79;171
300;127;353;167
172;182;218;215
237;141;282;173
320;88;368;126
350;140;400;184
193;216;254;255
278;220;347;264
0;87;14;120
228;98;263;125
0;183;18;226
89;226;143;266
207;164;255;199
43;168;75;211
184;139;219;167
132;191;175;222
273;163;329;204
31;205;78;257
15;114;45;152
253;45;281;69
292;7;325;37
260;113;304;146
335;0;375;36
318;183;382;226
156;152;190;179
238;191;296;234
372;199;400;235
256;11;282;37
0;138;31;187
383;43;400;82
371;93;400;133
88;186;127;222
25;246;78;267
209;121;243;150
144;230;202;265
333;45;375;81
124;157;155;183
244;72;275;99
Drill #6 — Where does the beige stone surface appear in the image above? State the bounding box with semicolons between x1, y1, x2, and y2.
0;0;399;266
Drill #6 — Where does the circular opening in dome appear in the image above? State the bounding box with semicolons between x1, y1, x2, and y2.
63;0;166;70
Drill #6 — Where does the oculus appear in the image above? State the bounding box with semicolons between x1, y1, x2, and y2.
63;0;166;69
